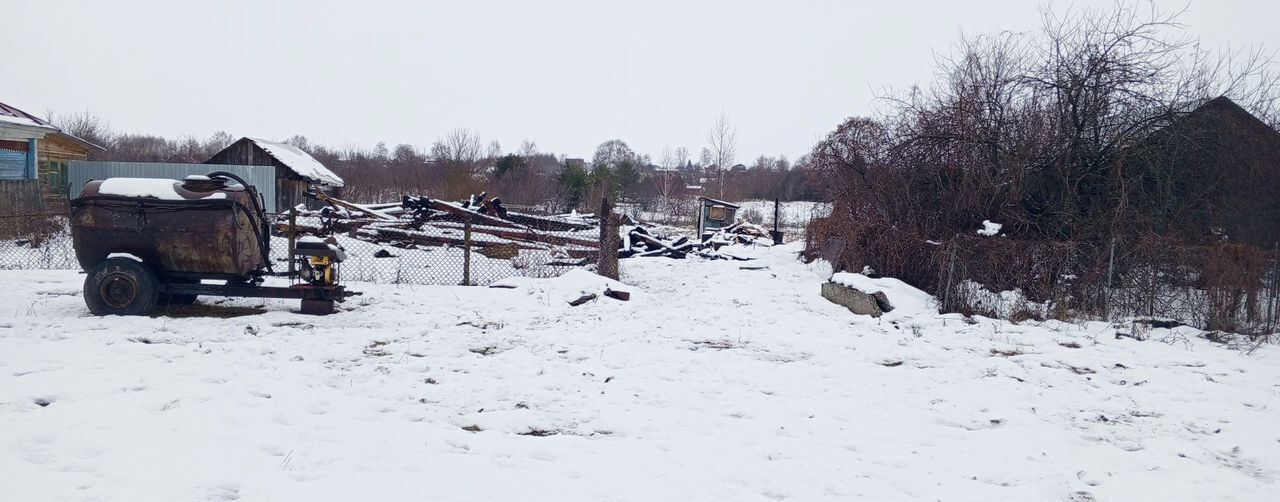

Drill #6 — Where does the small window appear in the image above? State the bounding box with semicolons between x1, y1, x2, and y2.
43;161;69;192
708;205;727;221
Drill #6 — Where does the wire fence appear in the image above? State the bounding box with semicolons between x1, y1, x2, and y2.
0;211;610;286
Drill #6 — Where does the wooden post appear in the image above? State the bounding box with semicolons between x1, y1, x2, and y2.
25;139;37;180
598;198;619;280
463;213;472;286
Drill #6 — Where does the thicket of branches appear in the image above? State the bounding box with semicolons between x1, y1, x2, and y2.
805;2;1280;336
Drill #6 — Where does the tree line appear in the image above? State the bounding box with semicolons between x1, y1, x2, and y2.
53;111;821;211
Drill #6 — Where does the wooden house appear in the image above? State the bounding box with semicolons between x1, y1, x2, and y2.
0;100;103;211
205;137;344;211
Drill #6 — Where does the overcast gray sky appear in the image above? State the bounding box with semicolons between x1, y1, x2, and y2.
4;0;1275;162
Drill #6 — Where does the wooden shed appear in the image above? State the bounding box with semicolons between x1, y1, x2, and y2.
205;137;344;212
697;196;740;240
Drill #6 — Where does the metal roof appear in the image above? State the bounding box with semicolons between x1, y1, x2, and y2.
0;100;105;151
698;196;740;209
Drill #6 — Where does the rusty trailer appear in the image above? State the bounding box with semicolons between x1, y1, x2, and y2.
70;172;352;316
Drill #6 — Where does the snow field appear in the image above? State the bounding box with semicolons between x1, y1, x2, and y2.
1;244;1278;501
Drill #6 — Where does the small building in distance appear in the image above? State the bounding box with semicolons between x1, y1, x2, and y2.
0;100;103;211
697;196;740;239
205;137;344;211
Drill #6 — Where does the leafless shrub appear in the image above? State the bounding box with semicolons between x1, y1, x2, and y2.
804;1;1280;339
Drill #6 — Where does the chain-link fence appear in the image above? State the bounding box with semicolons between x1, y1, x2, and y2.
0;214;78;270
0;211;607;286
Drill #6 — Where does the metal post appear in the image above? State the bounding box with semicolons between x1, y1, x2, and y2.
771;197;784;245
774;198;780;234
287;208;297;276
463;213;472;286
1106;237;1116;317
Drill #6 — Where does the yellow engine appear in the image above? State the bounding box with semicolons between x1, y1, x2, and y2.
294;237;345;286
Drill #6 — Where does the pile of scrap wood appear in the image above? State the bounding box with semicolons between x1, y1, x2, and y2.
277;193;603;261
705;221;774;246
278;192;770;263
619;225;756;260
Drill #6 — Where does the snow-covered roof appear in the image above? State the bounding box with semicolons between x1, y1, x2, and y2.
247;137;344;187
0;114;57;132
0;101;54;128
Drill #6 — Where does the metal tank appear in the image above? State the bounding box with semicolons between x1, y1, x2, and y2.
70;172;271;281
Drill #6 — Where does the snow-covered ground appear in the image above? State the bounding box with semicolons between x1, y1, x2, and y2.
622;199;830;240
733;200;831;229
2;243;1278;501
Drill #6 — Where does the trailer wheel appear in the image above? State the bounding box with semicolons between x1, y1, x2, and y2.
84;258;160;316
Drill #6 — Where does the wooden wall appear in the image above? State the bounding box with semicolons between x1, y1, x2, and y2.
37;134;91;162
0;179;47;214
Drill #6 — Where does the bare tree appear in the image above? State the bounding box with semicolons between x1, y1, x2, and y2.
431;128;485;198
705;112;738;197
518;139;538;158
672;146;690;171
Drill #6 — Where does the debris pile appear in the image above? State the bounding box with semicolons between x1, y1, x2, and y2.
279;192;777;264
619;223;768;260
279;193;601;263
704;221;774;246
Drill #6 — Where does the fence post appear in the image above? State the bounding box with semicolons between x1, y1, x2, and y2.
1270;244;1279;334
598;198;619;280
771;198;784;245
1105;237;1116;318
774;198;780;233
936;236;957;311
287;208;297;276
463;213;472;286
942;239;957;313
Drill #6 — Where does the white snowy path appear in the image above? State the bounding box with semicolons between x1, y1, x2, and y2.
1;244;1278;501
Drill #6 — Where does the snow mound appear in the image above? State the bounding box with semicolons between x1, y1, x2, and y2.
977;220;1002;236
831;272;935;314
491;269;635;305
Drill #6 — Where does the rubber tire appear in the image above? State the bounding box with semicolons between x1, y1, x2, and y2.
160;279;199;305
84;258;160;316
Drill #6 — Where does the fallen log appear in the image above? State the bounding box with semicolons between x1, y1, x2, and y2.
568;293;597;306
321;195;398;221
423;199;526;230
428;221;600;248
